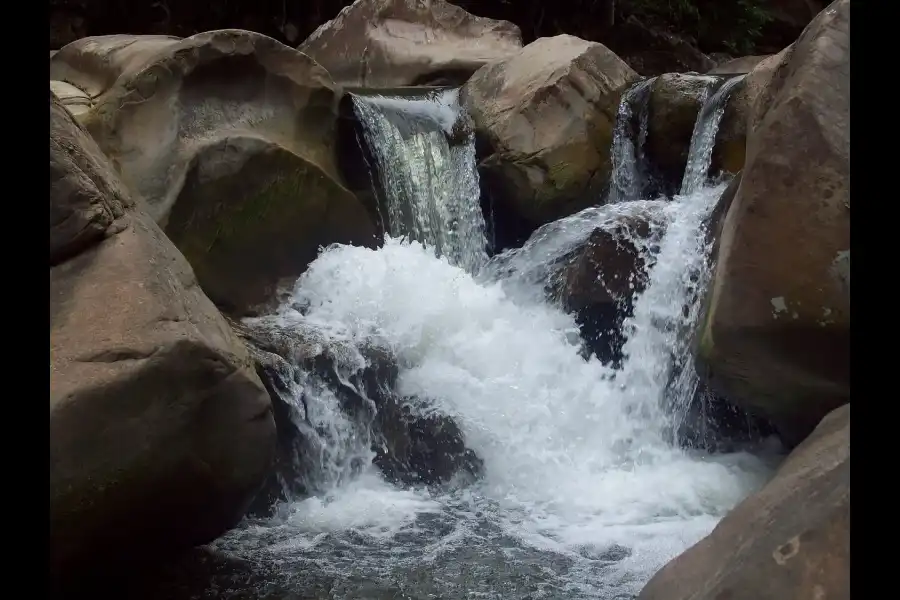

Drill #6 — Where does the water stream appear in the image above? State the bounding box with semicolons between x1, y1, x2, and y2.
167;77;778;600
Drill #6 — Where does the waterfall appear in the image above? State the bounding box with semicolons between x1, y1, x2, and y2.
607;77;656;204
680;75;747;195
351;88;489;274
195;75;779;600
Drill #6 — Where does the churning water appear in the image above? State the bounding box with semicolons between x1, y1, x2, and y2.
175;78;780;600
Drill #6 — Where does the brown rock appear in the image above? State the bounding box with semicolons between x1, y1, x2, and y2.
50;90;130;264
66;30;377;315
697;0;850;446
637;403;849;600
646;73;719;186
463;35;639;229
557;207;666;364
714;49;790;175
298;0;523;88
50;92;276;583
50;34;182;99
707;55;771;75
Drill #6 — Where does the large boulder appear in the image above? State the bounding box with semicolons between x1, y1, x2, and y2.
638;403;849;600
697;0;850;446
50;92;276;584
297;0;523;88
56;30;377;315
463;35;639;231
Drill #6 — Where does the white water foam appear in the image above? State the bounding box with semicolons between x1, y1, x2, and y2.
227;206;777;596
207;74;778;600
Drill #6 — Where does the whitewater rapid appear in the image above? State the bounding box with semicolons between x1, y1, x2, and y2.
212;192;778;599
202;76;779;600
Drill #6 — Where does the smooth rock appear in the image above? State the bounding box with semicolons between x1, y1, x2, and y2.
298;0;523;87
697;0;850;446
463;34;639;230
50;92;276;584
66;30;377;315
638;404;849;600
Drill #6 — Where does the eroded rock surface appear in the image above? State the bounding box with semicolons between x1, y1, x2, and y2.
53;30;377;315
50;91;276;585
298;0;523;87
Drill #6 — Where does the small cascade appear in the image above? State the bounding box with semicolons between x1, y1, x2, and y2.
680;75;747;195
607;77;656;203
351;88;489;273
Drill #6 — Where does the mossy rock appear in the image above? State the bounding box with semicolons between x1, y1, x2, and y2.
165;136;377;315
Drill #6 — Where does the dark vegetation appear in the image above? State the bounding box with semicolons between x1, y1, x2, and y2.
50;0;820;68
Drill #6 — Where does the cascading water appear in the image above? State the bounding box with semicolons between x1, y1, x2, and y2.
351;88;489;273
680;75;747;195
607;77;656;204
186;75;781;600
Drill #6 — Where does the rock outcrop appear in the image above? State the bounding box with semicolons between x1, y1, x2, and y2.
463;35;639;231
50;92;276;584
697;0;850;446
298;0;523;87
638;404;849;600
645;73;718;188
53;30;377;316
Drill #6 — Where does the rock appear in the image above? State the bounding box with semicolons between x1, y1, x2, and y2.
708;55;771;75
556;209;666;366
463;35;639;230
298;0;523;88
64;30;377;315
49;92;276;585
50;34;181;99
50;80;93;117
637;403;849;600
714;49;790;175
232;316;483;513
645;73;718;189
697;0;849;446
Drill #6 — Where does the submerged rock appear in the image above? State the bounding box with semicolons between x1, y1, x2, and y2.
231;316;482;514
638;404;849;600
49;91;276;586
298;0;523;88
52;30;377;316
697;0;850;446
555;211;665;366
463;34;639;232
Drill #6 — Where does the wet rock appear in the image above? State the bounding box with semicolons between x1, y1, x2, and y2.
298;0;523;88
555;210;666;366
50;92;276;586
697;0;850;447
52;30;377;316
463;34;639;232
646;73;718;190
232;317;482;513
638;404;849;600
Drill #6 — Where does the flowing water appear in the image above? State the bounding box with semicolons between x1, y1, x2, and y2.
350;88;488;273
607;77;656;204
174;78;780;600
